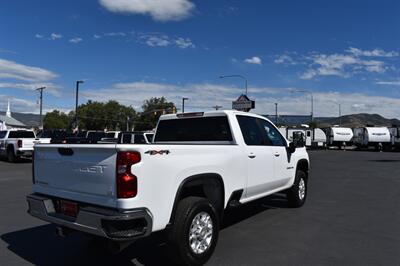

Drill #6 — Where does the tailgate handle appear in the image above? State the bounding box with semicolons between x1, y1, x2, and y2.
58;148;74;156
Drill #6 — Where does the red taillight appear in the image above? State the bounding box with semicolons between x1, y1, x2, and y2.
116;151;141;198
17;139;22;148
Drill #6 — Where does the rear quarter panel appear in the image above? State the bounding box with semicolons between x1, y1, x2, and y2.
116;144;247;231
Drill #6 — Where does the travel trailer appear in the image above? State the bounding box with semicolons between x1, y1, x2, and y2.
281;127;326;148
353;127;391;151
388;126;400;150
326;127;354;149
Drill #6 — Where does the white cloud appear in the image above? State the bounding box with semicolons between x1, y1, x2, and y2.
0;95;39;113
139;33;194;49
35;34;43;39
93;34;102;39
0;58;60;97
69;37;83;43
376;80;400;86
274;54;297;65
0;58;57;82
80;81;400;118
50;33;62;40
0;94;70;114
244;56;262;65
142;35;170;47
274;47;397;80
104;32;127;37
98;0;195;22
300;53;388;79
347;47;399;57
0;82;61;96
175;37;195;49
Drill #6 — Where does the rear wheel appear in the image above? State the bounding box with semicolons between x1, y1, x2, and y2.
167;196;219;266
7;147;17;163
286;170;308;207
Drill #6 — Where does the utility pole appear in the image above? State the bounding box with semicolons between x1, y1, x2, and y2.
182;97;189;113
36;87;46;129
212;105;223;110
75;80;84;129
275;103;278;125
339;103;342;126
126;116;129;131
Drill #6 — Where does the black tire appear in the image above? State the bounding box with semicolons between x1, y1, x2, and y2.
7;147;17;163
286;170;308;207
167;196;219;266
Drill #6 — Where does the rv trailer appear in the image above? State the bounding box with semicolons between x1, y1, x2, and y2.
388;126;400;150
353;127;391;151
326;127;354;149
284;127;326;148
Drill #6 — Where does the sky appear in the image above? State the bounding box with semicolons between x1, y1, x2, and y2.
0;0;400;118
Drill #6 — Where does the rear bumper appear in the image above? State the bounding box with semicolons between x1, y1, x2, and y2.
26;193;153;241
16;149;33;156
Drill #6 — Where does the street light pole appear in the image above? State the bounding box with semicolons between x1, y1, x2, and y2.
275;103;278;125
219;75;248;95
338;103;342;126
75;80;84;128
36;87;46;129
182;97;189;113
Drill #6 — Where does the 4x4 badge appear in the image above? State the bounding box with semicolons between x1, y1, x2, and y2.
145;150;170;155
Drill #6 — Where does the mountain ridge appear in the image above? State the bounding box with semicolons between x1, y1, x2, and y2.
1;112;400;128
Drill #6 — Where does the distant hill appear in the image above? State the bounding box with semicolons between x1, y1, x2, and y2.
0;112;40;127
1;112;399;129
265;113;400;128
315;113;400;128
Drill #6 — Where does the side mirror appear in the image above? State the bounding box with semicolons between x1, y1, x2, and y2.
288;142;296;153
288;131;305;153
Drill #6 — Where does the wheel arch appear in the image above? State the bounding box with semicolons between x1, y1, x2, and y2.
168;173;225;225
296;159;310;179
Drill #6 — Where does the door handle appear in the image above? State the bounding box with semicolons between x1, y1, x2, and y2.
248;153;256;159
274;153;280;157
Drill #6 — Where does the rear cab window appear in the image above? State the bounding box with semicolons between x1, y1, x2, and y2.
154;115;233;143
8;131;35;138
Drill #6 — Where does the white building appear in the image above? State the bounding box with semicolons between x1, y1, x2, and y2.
0;100;27;130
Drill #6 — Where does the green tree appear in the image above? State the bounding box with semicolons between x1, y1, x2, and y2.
43;110;70;129
135;97;176;131
70;100;137;130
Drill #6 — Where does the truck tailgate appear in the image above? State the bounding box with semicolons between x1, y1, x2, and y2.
34;144;118;206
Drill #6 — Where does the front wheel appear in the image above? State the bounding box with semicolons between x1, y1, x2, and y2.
286;170;308;207
167;196;219;266
7;148;17;163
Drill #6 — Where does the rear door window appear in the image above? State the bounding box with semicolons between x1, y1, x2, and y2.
236;116;265;145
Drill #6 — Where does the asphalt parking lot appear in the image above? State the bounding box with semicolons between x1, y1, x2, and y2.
1;150;400;266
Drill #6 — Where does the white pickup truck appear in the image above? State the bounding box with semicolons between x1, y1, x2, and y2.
27;110;310;265
0;129;50;162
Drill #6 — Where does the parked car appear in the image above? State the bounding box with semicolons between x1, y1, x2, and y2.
118;131;152;144
37;129;73;144
27;110;310;265
0;129;50;162
65;130;107;144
